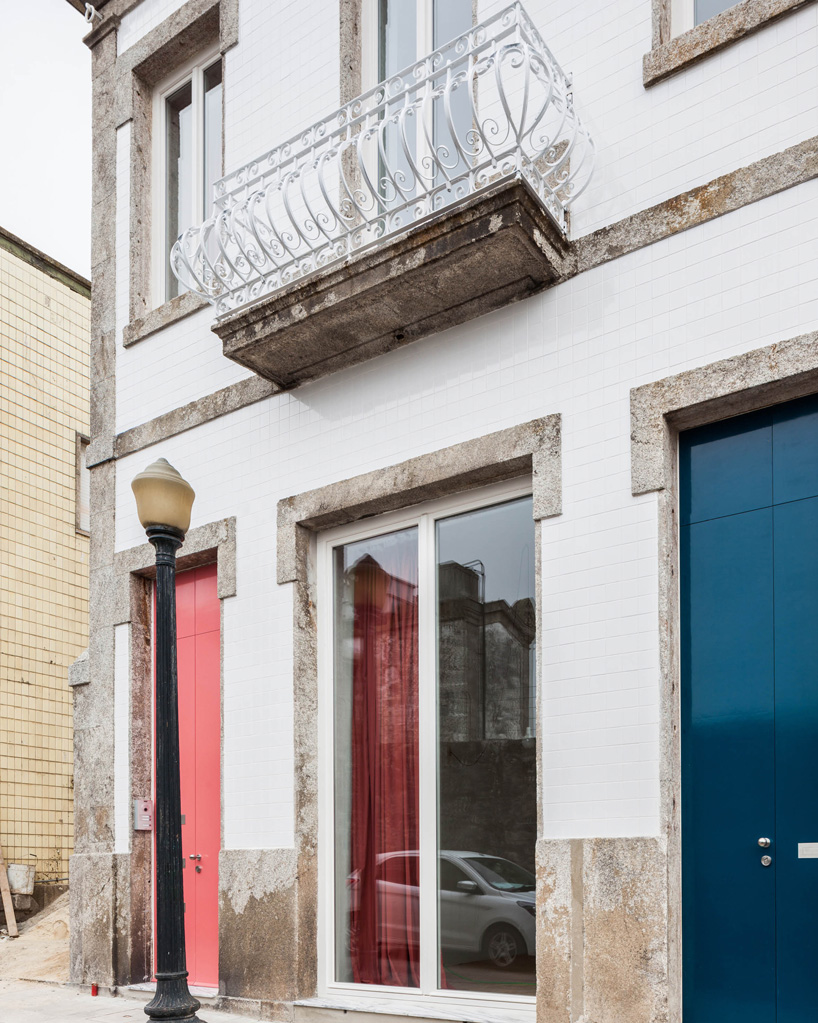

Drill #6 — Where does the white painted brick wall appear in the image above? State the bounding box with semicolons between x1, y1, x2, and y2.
478;0;818;238
225;0;340;174
116;307;254;433
115;124;130;343
114;179;818;847
118;0;189;55
116;0;817;415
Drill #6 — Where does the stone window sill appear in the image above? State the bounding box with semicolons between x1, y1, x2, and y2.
643;0;813;87
294;995;534;1023
122;290;208;347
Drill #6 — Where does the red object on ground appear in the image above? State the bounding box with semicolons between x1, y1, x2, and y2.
91;984;98;996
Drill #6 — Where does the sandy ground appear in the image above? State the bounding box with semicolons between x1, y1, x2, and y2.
0;892;69;983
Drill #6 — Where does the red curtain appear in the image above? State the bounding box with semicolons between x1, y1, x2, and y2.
349;551;420;987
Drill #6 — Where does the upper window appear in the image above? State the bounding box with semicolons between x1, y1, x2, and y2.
319;482;537;1013
673;0;735;35
360;0;474;211
362;0;474;86
154;50;222;304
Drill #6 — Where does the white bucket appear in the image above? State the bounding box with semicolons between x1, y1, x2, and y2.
7;863;35;895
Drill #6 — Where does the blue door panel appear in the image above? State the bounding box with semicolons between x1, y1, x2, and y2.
773;497;818;1023
681;510;776;1023
682;396;818;1022
772;392;818;504
679;410;772;526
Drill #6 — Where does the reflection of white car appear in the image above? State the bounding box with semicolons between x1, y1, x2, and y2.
351;850;536;968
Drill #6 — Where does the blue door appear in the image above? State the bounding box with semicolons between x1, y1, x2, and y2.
680;394;818;1022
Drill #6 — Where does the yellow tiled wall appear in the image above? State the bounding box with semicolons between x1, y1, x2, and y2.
0;240;90;883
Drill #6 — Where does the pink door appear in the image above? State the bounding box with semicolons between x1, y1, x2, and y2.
157;563;220;988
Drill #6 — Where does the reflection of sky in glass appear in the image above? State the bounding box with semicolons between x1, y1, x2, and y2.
695;0;733;24
437;497;535;605
341;527;418;589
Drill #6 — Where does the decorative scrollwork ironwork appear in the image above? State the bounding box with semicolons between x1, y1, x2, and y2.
170;1;594;317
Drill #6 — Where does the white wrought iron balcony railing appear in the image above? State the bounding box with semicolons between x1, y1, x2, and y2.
171;2;594;319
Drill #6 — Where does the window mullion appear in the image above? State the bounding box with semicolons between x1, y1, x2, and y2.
417;511;438;994
192;67;204;222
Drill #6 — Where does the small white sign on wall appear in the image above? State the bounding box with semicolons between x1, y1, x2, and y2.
798;843;818;859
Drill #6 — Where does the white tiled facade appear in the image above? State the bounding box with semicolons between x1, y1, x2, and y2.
114;177;818;845
90;0;818;1009
117;0;190;54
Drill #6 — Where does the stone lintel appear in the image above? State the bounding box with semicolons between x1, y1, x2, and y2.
122;290;208;347
277;415;561;585
215;179;570;389
631;329;818;495
643;0;814;87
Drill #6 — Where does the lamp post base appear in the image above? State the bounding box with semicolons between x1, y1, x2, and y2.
144;970;204;1021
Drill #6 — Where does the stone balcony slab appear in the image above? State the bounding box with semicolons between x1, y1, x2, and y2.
214;179;570;388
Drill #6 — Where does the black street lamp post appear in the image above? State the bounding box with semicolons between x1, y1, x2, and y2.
132;458;203;1023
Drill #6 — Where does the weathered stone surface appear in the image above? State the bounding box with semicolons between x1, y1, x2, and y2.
536;839;573;1023
574;136;818;280
643;0;813;86
68;648;90;688
219;850;299;1002
277;416;560;583
631;328;818;495
69;852;118;986
89;328;117;467
112;516;236;618
122;289;207;347
583;838;668;1023
216;179;569;388
115;377;274;457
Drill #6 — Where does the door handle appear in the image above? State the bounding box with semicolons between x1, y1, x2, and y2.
758;837;771;848
189;853;202;860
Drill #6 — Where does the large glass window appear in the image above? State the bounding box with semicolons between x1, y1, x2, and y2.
158;54;222;303
375;0;473;206
436;498;536;994
694;0;734;22
327;488;536;1005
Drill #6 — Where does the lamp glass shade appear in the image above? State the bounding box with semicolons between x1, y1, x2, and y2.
131;458;195;534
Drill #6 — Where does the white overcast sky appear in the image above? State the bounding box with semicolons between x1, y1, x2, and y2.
0;2;92;278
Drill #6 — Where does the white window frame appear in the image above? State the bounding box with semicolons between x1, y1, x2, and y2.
361;0;434;91
672;0;737;37
151;44;221;309
315;476;536;1022
672;0;696;37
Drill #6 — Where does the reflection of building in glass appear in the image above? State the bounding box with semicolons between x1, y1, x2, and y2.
437;561;537;874
438;561;535;741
